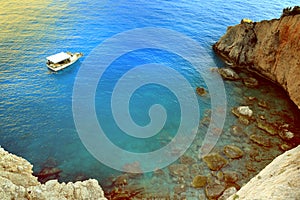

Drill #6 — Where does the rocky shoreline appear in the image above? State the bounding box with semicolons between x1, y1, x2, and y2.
213;11;300;109
0;147;107;200
213;7;300;200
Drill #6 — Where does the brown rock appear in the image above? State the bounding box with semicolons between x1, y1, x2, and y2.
196;87;207;96
250;134;271;147
230;125;244;136
202;153;228;171
279;130;294;141
257;120;278;135
224;145;244;159
217;68;240;80
191;175;207;188
180;155;196;165
243;77;259;88
280;143;293;151
113;174;129;186
122;161;143;175
174;184;186;194
213;15;300;109
205;182;226;200
168;164;189;177
258;100;269;108
224;171;239;183
190;163;204;177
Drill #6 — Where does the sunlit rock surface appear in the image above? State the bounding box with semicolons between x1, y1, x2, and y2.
227;145;300;200
0;147;107;200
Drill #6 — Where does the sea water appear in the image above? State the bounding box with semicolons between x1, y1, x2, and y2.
1;0;299;199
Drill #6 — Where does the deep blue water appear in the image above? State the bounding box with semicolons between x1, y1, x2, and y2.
1;0;299;198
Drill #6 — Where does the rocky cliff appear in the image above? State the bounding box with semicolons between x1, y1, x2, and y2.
227;144;300;200
213;13;300;109
0;147;107;200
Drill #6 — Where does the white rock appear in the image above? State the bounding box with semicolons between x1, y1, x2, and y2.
227;145;300;200
218;186;237;200
0;147;108;200
237;106;253;117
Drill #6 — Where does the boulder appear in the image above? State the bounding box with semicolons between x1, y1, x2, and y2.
224;171;239;183
168;164;189;177
202;153;228;171
205;182;226;200
196;87;207;96
230;125;245;136
250;134;271;147
217;68;240;80
191;175;207;188
279;130;294;141
257;120;278;135
280;143;293;151
223;145;244;159
36;167;62;183
237;106;253;117
180;155;196;165
243;77;259;88
258;100;269;108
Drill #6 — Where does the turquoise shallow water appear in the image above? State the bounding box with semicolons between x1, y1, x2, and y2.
1;0;300;199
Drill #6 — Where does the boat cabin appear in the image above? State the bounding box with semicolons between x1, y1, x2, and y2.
46;52;71;65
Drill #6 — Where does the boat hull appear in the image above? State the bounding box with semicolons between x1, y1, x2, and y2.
47;52;83;71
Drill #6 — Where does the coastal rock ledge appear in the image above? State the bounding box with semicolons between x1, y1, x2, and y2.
213;12;300;108
227;145;300;200
0;147;107;200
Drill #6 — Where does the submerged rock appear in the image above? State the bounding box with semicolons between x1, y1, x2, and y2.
122;161;143;176
243;77;259;88
232;106;253;118
223;145;244;159
232;106;253;125
224;171;239;183
196;87;207;96
205;181;226;200
280;143;294;151
202;153;228;171
279;130;294;141
250;134;271;147
230;125;245;136
180;155;196;165
191;175;207;188
36;167;62;183
237;106;253;117
257;120;278;135
258;100;269;108
217;68;240;80
174;184;186;194
113;174;129;187
168;164;189;178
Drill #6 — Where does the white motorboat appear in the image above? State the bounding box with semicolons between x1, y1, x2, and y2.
46;52;83;71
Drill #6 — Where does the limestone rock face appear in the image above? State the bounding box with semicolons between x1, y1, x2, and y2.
213;15;300;109
227;145;300;200
0;147;107;200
